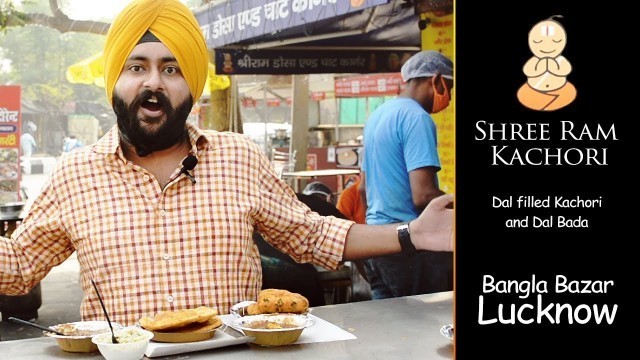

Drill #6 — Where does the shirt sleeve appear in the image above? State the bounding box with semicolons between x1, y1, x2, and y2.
251;145;354;270
403;112;440;172
0;171;74;294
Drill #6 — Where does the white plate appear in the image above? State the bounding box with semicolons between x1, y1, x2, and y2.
336;148;358;166
144;315;254;358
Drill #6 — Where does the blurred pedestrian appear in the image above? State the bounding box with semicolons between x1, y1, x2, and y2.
62;135;84;153
337;177;366;225
20;122;37;175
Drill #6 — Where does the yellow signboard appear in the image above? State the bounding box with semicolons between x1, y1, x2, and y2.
421;13;455;193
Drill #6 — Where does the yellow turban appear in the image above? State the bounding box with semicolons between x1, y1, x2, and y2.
103;0;209;105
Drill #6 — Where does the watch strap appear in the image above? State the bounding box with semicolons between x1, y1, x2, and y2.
397;221;416;255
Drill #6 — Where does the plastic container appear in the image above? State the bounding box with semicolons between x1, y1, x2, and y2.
92;327;154;360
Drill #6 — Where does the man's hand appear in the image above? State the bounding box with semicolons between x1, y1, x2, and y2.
410;194;454;252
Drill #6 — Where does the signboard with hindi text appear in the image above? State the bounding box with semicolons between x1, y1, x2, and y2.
335;73;404;97
0;86;22;204
196;0;389;48
215;49;417;75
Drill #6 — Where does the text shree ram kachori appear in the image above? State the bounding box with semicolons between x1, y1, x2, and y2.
474;121;618;166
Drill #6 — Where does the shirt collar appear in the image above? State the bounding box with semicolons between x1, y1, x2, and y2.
92;122;212;158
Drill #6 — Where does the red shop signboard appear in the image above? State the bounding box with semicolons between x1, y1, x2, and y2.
0;85;22;204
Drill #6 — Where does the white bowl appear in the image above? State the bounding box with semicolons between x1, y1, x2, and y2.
91;327;154;360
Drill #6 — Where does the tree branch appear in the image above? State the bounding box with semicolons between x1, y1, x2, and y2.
2;0;110;35
49;0;65;18
22;12;109;34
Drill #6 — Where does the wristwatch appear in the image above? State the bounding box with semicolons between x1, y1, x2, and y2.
397;221;416;255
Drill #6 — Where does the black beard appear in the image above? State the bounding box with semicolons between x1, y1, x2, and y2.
113;90;193;157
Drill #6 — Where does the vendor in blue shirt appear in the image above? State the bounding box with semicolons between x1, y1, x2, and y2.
360;50;454;299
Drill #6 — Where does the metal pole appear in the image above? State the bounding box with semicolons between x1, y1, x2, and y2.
263;82;268;154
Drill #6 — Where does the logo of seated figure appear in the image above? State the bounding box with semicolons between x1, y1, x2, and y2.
517;15;577;111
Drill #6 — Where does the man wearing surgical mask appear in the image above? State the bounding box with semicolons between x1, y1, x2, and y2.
359;50;454;300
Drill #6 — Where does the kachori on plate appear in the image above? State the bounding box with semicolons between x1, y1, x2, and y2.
139;306;222;343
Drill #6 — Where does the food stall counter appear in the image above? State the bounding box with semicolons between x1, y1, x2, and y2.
0;291;453;359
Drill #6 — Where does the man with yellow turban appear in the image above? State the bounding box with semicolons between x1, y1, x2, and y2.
103;0;208;157
0;0;454;327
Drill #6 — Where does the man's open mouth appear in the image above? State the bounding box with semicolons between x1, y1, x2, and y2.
142;97;163;112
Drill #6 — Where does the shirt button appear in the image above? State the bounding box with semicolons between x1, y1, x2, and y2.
166;295;174;303
143;175;150;182
159;210;166;217
162;253;171;260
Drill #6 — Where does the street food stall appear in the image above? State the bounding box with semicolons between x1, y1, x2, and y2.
195;0;423;170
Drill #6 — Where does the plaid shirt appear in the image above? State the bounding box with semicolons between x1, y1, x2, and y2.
1;123;352;325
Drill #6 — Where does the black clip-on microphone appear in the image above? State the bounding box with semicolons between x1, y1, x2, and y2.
180;155;198;184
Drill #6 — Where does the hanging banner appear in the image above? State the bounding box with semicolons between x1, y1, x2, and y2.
335;73;404;97
0;85;22;204
196;0;389;48
242;97;257;108
266;98;282;107
310;91;326;101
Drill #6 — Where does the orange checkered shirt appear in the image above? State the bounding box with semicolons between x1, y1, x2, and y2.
1;123;353;325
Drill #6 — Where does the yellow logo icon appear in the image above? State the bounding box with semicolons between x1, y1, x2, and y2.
517;15;576;111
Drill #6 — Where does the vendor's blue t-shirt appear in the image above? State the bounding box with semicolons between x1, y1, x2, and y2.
362;97;440;225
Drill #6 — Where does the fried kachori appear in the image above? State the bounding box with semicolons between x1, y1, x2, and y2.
139;306;223;343
169;316;222;333
247;289;309;315
139;306;219;331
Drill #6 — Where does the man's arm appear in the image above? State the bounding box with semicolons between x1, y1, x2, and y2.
409;166;445;212
342;193;454;259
